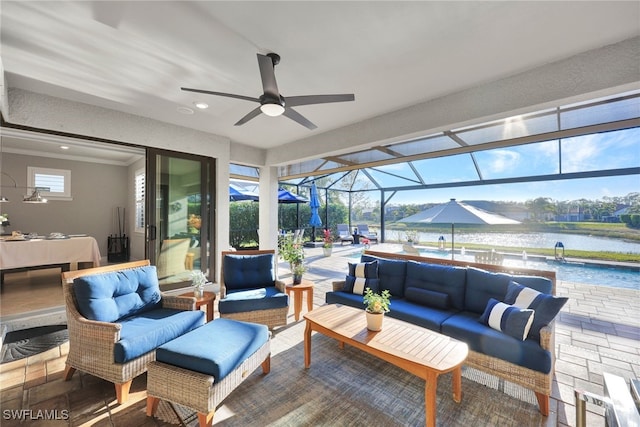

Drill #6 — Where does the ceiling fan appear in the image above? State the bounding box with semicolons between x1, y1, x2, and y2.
181;53;355;130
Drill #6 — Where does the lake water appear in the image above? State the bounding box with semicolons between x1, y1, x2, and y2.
383;230;640;254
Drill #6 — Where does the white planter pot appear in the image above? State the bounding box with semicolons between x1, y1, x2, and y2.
323;247;332;257
366;311;384;331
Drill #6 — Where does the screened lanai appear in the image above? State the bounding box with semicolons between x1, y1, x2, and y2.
230;90;640;244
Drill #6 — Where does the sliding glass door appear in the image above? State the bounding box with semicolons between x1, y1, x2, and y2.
146;149;215;290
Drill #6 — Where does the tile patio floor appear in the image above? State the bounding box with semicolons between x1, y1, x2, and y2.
1;243;638;426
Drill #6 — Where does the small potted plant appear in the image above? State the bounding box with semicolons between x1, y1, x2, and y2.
363;287;391;331
292;262;306;285
191;270;208;298
322;228;333;257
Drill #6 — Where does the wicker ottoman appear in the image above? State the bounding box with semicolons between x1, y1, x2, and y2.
146;318;271;427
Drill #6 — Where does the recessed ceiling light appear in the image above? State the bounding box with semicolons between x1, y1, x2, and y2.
177;106;194;115
194;102;209;109
60;145;70;150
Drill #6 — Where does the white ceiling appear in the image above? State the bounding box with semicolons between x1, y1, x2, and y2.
1;1;639;156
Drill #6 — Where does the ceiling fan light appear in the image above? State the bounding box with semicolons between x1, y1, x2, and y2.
260;103;285;117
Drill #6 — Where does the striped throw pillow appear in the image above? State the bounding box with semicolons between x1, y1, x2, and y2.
504;281;568;340
479;298;535;341
344;261;379;295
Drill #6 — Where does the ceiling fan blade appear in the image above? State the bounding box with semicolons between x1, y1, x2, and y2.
283;108;317;130
181;87;259;103
257;53;280;97
286;94;355;107
234;106;263;126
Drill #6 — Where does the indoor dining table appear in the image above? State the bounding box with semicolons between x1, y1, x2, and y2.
0;235;101;286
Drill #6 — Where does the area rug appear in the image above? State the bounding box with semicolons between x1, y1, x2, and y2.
154;320;545;427
1;325;68;364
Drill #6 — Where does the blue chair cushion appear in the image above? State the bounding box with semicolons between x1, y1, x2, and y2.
405;261;466;310
114;308;205;363
504;280;568;340
442;311;552;374
218;286;288;314
479;298;535;341
156;318;269;380
360;255;407;297
73;265;162;322
223;253;275;291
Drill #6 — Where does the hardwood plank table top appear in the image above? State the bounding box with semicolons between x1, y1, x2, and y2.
304;304;468;427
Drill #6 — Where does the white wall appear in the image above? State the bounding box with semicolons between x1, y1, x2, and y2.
1;152;127;257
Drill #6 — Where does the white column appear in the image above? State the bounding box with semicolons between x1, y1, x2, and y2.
258;166;279;250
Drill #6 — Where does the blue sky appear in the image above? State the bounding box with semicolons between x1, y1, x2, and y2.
389;175;638;205
379;127;639;204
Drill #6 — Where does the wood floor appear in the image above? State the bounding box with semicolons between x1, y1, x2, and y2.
0;269;64;317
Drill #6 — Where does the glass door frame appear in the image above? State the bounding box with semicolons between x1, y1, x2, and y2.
146;148;216;284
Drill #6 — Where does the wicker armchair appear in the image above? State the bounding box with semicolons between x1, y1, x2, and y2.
219;250;288;329
61;260;197;404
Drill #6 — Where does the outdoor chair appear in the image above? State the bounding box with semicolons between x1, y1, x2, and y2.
218;250;289;329
61;260;201;404
357;224;379;243
337;224;354;245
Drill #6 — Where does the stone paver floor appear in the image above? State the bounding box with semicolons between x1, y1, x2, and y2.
1;243;638;426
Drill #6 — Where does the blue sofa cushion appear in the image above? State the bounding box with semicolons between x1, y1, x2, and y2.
115;308;205;363
464;267;514;314
218;286;288;314
404;261;466;310
360;255;407;297
73;265;162;322
479;298;535;341
223;253;275;291
442;311;552;374
386;298;458;331
405;287;450;310
156;318;269;380
504;280;568;340
326;290;366;309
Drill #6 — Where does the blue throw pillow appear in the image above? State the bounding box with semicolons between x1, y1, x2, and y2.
479;298;535;341
344;261;379;295
348;260;378;279
344;276;380;295
404;287;450;309
504;280;568;340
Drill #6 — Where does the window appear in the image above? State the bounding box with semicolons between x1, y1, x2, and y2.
27;167;71;200
135;168;145;233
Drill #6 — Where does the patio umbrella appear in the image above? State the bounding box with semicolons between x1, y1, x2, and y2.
308;181;322;241
278;188;308;204
229;184;259;201
398;198;520;259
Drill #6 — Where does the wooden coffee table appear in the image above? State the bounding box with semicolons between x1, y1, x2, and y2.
304;304;468;427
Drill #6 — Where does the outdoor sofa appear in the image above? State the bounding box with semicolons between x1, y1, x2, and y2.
326;250;566;416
